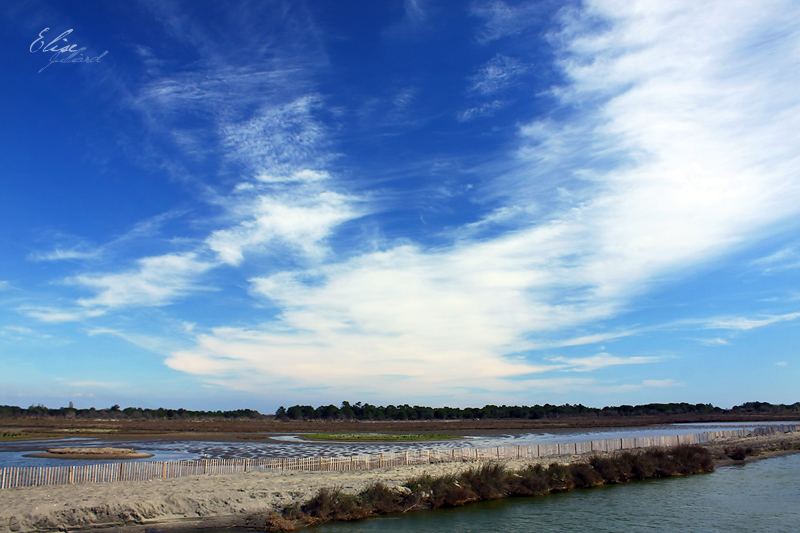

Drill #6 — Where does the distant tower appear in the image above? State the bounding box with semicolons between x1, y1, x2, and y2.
69;401;74;409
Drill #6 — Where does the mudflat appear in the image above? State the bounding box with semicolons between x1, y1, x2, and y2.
3;412;799;442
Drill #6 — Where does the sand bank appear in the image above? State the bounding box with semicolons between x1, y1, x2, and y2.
25;448;154;460
1;433;796;533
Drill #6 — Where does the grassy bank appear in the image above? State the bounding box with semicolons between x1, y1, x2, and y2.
301;433;462;442
252;445;714;531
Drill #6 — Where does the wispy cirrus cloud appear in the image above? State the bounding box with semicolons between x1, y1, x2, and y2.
548;353;663;372
206;171;363;266
164;1;800;403
470;54;526;95
457;100;507;122
21;307;106;323
696;337;729;346
23;3;362;320
71;252;214;309
699;312;800;331
751;246;800;273
28;247;101;262
471;0;548;43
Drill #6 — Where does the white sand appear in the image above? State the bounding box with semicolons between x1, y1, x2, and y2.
1;459;540;532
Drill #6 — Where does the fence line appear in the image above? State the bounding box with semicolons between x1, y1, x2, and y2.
1;424;796;490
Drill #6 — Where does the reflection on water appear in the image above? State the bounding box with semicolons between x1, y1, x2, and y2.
1;421;797;468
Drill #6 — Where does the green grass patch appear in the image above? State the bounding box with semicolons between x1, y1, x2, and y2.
301;433;462;442
0;432;26;441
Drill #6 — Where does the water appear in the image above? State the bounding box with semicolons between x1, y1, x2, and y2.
303;453;800;533
2;421;796;468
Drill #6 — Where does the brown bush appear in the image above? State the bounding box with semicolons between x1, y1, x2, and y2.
512;463;549;495
281;445;715;531
726;447;747;461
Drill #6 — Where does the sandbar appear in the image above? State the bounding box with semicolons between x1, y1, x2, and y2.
24;447;154;460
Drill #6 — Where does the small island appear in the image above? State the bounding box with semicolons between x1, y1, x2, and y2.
26;447;154;460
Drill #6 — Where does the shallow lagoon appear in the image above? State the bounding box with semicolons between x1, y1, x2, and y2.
1;420;796;468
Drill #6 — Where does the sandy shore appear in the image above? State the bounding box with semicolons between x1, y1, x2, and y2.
1;432;797;533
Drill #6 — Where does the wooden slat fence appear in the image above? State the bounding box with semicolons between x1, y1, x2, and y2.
1;424;795;490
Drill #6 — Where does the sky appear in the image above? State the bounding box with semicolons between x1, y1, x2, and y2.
1;0;799;412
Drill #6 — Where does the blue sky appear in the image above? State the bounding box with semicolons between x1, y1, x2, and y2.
1;1;799;411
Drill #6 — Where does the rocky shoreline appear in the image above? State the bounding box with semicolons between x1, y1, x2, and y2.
0;432;797;533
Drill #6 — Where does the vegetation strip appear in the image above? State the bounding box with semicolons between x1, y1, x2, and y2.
252;445;714;531
3;400;797;421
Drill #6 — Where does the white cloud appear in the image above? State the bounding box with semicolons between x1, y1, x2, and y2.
22;307;106;323
3;326;33;334
751;246;800;272
87;328;168;353
471;0;544;43
457;100;507;122
70;381;120;389
544;330;639;348
164;1;800;401
696;337;729;346
642;379;680;388
701;312;800;331
470;55;526;95
548;353;662;372
71;252;213;309
775;361;788;367
221;96;327;177
206;180;362;266
28;248;100;261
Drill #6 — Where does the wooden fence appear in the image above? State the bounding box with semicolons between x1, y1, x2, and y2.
1;424;795;490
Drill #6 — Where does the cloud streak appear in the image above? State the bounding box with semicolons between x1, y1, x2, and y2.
165;1;800;402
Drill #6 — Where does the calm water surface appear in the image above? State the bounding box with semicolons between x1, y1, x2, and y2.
277;454;799;533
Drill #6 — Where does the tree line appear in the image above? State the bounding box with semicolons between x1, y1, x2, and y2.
2;400;797;421
0;404;262;420
274;401;800;421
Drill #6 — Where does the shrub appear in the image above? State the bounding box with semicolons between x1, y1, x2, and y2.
284;445;715;530
727;447;747;461
569;463;602;488
358;483;403;514
589;455;627;483
459;463;508;500
513;464;549;495
545;462;573;491
301;487;367;521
